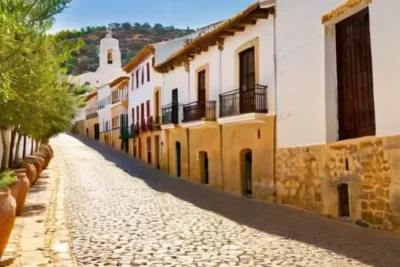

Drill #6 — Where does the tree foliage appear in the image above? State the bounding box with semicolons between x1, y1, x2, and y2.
0;0;84;169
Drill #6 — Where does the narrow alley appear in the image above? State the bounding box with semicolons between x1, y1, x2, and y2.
51;133;400;267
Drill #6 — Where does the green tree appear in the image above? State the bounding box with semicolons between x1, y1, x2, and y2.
121;22;131;30
0;0;83;169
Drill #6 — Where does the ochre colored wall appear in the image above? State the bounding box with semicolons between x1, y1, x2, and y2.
160;130;170;173
188;126;222;189
73;120;85;136
167;127;189;178
111;129;121;149
276;135;400;234
86;117;99;140
221;116;275;202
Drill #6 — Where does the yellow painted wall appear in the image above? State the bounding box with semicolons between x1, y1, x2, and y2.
188;126;222;189
167;127;189;178
160;130;170;173
86;117;99;140
276;135;400;234
221;116;275;202
111;128;121;149
72;120;85;136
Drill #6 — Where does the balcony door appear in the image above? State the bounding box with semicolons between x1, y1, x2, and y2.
336;8;375;140
172;89;179;124
198;70;206;118
239;47;255;113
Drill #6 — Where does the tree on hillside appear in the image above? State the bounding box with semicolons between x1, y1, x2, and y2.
121;22;131;30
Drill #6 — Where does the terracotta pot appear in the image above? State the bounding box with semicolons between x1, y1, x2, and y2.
40;145;53;158
24;156;44;182
35;152;50;169
0;189;16;259
22;162;36;186
12;169;30;216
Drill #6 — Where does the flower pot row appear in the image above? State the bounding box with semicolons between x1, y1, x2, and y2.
0;144;54;259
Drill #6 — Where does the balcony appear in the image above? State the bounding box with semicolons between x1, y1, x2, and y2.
140;119;148;132
86;112;98;120
182;101;216;123
152;116;161;131
219;84;268;118
130;122;140;138
162;103;182;126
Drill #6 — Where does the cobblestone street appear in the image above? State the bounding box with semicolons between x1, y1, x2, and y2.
52;133;400;267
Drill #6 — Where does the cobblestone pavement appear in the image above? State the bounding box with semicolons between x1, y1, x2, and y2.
52;133;400;267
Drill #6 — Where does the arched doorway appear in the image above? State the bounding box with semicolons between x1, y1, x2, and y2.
240;149;252;196
199;151;209;184
176;142;181;177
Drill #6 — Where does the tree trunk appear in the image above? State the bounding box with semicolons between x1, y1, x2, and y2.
35;139;39;152
1;128;11;170
30;138;34;154
14;134;23;163
22;135;27;158
8;128;17;168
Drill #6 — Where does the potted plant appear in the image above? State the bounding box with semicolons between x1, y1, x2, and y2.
0;171;17;259
12;169;30;216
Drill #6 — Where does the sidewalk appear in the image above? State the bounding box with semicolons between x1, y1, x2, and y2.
0;156;75;267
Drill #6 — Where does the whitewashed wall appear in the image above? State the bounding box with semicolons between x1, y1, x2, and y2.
127;55;155;126
162;66;189;106
276;0;400;148
189;45;220;103
98;84;112;132
221;17;276;115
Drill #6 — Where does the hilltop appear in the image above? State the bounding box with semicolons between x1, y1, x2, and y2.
59;23;195;75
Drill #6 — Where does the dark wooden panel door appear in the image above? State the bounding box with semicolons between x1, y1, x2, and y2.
198;70;206;117
336;8;375;140
239;47;256;113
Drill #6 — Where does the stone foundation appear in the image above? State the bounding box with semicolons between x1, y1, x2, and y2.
276;135;400;234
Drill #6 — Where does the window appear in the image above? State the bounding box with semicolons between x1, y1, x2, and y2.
132;108;135;124
136;106;139;123
141;103;145;121
146;62;150;82
112;116;119;128
107;49;113;64
131;73;134;90
152;57;155;67
141;66;145;85
146;100;151;119
136;69;139;88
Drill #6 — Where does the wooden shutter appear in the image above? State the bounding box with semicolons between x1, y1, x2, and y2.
336;8;375;140
146;100;151;119
147;63;150;82
131;73;134;90
136;69;139;88
136;106;139;123
132;108;135;124
141;103;145;120
142;66;145;85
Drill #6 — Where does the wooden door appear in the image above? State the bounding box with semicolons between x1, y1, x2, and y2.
176;142;181;177
338;184;350;217
239;47;255;113
172;89;179;124
244;151;252;196
198;70;206;117
336;8;375;140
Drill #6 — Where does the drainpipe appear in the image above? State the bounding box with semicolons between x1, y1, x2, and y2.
272;6;278;200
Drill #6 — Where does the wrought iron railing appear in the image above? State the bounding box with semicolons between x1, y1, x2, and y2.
182;100;216;122
130;122;140;138
140;119;148;132
86;112;98;120
219;84;268;118
162;103;182;125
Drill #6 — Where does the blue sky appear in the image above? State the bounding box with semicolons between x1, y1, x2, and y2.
52;0;256;32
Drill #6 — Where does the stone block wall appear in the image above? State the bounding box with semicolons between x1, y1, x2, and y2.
276;136;400;234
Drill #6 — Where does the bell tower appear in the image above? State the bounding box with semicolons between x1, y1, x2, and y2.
99;27;121;69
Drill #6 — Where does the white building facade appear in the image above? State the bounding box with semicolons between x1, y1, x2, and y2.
274;0;400;234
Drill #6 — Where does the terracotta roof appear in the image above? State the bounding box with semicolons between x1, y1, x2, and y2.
117;79;129;89
154;2;273;73
109;76;129;88
84;90;97;102
122;45;155;73
322;0;372;23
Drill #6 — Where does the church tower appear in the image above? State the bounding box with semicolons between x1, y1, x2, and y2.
99;28;121;69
